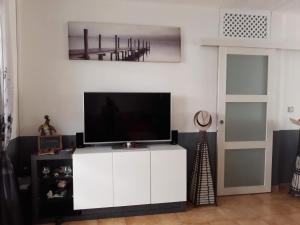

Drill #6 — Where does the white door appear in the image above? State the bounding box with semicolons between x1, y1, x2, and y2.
113;150;150;206
73;152;114;209
217;47;275;196
150;148;186;204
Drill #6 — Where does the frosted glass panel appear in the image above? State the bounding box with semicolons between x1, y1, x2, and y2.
226;55;268;95
225;102;266;142
224;148;265;188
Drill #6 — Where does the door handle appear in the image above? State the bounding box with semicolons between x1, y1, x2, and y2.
220;120;224;125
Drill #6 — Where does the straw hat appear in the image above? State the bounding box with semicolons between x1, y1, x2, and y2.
194;110;212;131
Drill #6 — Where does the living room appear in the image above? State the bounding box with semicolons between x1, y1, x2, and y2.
1;0;300;225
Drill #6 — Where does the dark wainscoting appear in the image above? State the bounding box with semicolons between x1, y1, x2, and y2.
276;130;299;184
177;131;296;186
5;130;299;185
6;137;19;172
178;132;217;190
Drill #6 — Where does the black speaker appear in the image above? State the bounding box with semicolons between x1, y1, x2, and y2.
171;130;178;145
76;132;84;148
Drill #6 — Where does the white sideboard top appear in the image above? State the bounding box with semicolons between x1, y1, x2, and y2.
73;146;112;155
148;144;185;151
74;144;186;155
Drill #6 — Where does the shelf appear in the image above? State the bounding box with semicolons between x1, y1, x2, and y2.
31;153;75;223
38;197;77;219
32;152;72;161
200;38;300;51
41;197;73;203
39;176;73;180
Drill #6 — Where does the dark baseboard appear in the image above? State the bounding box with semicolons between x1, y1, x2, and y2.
34;202;186;224
78;202;186;220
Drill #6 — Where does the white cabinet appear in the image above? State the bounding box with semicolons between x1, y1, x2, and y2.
73;149;113;210
113;150;150;206
150;146;187;204
73;145;186;210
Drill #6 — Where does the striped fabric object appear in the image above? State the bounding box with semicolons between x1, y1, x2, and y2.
189;131;216;206
290;155;300;195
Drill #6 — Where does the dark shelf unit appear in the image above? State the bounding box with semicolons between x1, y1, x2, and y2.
30;151;186;223
31;152;80;224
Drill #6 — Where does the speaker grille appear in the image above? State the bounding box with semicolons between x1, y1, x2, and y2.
220;10;271;40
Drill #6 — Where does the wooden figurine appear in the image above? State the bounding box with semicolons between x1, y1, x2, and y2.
38;115;56;136
37;115;61;155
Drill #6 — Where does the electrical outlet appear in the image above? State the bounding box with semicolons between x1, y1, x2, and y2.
288;106;294;113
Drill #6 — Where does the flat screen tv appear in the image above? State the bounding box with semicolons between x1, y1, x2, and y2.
84;92;171;144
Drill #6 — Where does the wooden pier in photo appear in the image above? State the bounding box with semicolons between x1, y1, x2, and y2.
69;29;151;61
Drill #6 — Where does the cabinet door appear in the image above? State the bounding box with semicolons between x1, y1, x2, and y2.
73;152;113;210
113;151;150;206
151;150;186;204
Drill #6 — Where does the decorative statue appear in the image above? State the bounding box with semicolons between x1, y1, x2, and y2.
38;115;56;136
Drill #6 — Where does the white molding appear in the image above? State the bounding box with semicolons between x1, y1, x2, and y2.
200;38;300;51
220;185;268;196
217;47;226;196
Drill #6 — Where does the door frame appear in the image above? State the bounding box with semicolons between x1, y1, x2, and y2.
217;47;276;196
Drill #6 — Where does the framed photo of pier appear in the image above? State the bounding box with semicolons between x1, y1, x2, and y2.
68;22;181;63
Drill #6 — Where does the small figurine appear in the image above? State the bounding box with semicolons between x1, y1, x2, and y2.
38;115;56;136
57;180;67;189
53;172;59;178
46;189;67;199
47;190;54;199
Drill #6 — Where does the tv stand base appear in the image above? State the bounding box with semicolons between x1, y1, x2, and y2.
34;202;186;224
112;142;147;149
79;202;186;220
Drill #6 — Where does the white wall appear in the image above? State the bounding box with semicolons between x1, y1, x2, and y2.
278;49;300;130
17;0;300;136
18;0;220;135
277;13;300;130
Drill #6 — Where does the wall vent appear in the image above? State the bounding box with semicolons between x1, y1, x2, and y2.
219;10;271;40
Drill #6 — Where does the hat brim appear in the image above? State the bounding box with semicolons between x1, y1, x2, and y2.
194;111;212;131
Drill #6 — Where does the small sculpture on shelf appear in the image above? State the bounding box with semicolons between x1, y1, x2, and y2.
46;180;68;199
42;166;50;178
37;115;62;155
63;166;73;177
52;166;73;178
57;180;67;189
38;115;56;136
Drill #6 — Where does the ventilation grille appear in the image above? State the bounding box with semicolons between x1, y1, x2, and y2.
220;10;271;40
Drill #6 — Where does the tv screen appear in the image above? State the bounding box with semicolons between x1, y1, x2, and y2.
84;92;171;144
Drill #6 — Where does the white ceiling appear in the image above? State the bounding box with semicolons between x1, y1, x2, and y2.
120;0;300;14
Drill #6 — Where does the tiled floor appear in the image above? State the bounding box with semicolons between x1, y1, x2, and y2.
46;189;300;225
